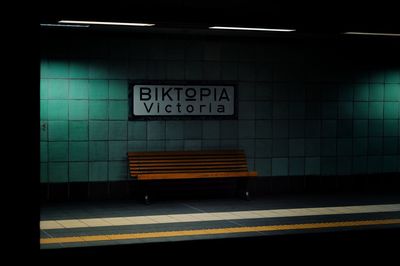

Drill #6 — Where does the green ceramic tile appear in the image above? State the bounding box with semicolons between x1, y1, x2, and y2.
337;157;352;175
289;157;305;176
48;79;68;99
305;120;321;138
321;157;336;176
89;121;108;140
255;102;272;119
255;120;272;139
48;100;68;120
109;141;127;161
255;83;272;100
352;157;367;174
89;100;108;120
255;139;272;158
353;120;368;137
147;121;165;140
128;121;147;140
40;142;48;162
69;162;89;182
321;102;337;119
40;100;48;120
238;139;255;158
238;120;255;139
272;158;288;176
48;142;68;161
220;139;238;149
368;102;383;119
239;101;256;119
321;120;336;138
337;120;353;138
383;137;398;155
69;60;89;79
184;121;202;139
109;80;127;100
273;102;288;119
305;139;320;156
202;121;220;139
220;121;238;139
165;140;184;151
369;83;384;101
89;58;108;79
353;102;369;119
49;162;69;183
184;140;202;150
305;157;320;175
202;140;220;150
272;120;288;138
147;140;165;151
69;100;88;120
109;121;127;140
89;80;108;99
288;102;305;119
272;139;288;157
383;102;399;119
40;121;48;141
384;120;398;137
369;120;383;137
289;139;304;157
40;163;48;183
368;137;383;155
354;83;369;101
69;121;88;141
383;156;399;172
384;70;400;83
338;85;353;101
48;121;68;141
89;141;108;161
321;139;336;156
338;102;353;119
108;161;127;181
109;100;128;120
384;83;400;101
353;138;367;155
305;102;321;119
128;140;147;151
166;121;184;139
47;60;69;78
238;82;255;101
40;59;48;78
40;79;48;99
69;142;89;161
367;156;383;174
89;162;108;181
69;80;89;99
369;70;385;83
337;138;353;156
255;158;271;176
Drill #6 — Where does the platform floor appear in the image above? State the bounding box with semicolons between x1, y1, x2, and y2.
40;192;400;249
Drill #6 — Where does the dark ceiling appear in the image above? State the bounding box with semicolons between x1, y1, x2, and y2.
39;1;400;34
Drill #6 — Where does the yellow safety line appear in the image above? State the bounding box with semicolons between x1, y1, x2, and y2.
41;218;400;244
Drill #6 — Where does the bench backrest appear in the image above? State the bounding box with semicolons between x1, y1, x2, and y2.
128;150;250;177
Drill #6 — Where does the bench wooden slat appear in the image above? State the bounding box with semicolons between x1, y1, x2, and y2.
128;155;246;160
137;171;258;180
131;168;249;174
128;150;243;156
128;158;246;164
130;162;247;167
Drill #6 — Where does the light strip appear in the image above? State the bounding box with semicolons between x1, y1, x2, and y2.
59;20;155;27
209;26;295;32
344;31;400;37
40;23;90;28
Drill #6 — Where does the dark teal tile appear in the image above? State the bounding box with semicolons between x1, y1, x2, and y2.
109;100;128;120
148;60;167;80
47;60;69;78
289;139;304;157
238;121;255;139
69;142;89;161
354;84;369;101
40;79;48;99
128;121;147;140
147;140;165;151
69;162;89;182
321;120;336;138
89;162;108;181
321;85;337;101
167;61;185;80
89;141;108;161
184;140;202;150
255;120;272;138
288;84;306;101
383;137;399;155
48;143;68;162
353;120;368;137
128;140;147;151
238;82;255;101
272;120;288;138
109;121;127;140
272;139;288;157
202;121;220;139
337;119;353;138
321;139;336;156
288;102;305;119
238;62;256;81
220;139;238;149
40;100;48;120
255;83;272;100
289;157;305;176
305;102;321;119
89;80;108;99
165;121;183;139
202;140;220;150
383;102;399;119
383;156;399;173
367;156;383;174
69;80;89;99
48;121;68;141
384;83;400;101
337;138;353;156
305;138;320;156
306;85;321;101
89;58;108;79
220;121;238;139
255;102;271;119
49;162;69;183
69;60;89;79
369;70;385;83
239;101;256;120
272;158;288;176
337;157;352;175
273;102;288;119
305;120;320;138
89;121;108;140
69;121;88;141
109;80;128;100
384;120;398;137
368;137;383;155
109;141;127;161
305;157;320;175
255;139;272;158
338;85;353;101
220;62;237;80
338;102;353;119
40;121;48;141
40;59;48;78
147;121;165;140
108;59;129;79
89;100;108;120
369;83;384;101
384;70;400;83
368;102;383;119
48;100;68;120
128;60;147;79
353;138;367;155
40;142;48;162
40;163;48;183
238;139;255;158
255;158;271;176
321;157;336;176
184;121;202;139
48;79;68;99
165;140;184;151
352;156;367;174
69;100;89;120
369;120;383;137
108;161;127;181
256;64;273;82
321;102;337;119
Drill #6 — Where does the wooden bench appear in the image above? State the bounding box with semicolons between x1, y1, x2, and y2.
127;150;257;203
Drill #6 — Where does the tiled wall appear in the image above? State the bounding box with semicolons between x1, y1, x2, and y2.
40;32;400;184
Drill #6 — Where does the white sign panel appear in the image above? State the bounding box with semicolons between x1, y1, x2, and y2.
132;85;235;117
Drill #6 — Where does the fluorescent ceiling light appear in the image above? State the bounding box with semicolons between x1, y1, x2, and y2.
209;26;295;32
344;31;400;37
59;20;155;27
40;23;90;28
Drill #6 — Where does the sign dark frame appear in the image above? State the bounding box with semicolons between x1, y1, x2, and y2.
128;80;238;120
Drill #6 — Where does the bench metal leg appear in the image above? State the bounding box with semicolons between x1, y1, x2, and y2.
236;179;250;201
